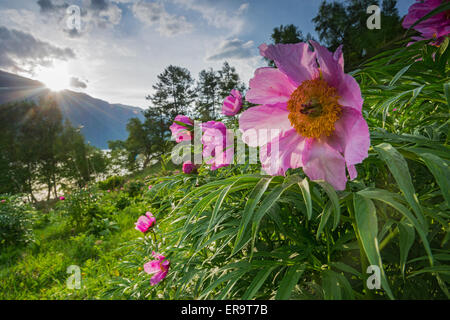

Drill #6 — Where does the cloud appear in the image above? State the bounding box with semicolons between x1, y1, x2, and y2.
237;3;249;15
0;26;75;73
35;0;122;36
70;77;88;88
37;0;69;13
206;38;255;61
132;0;193;36
171;0;247;35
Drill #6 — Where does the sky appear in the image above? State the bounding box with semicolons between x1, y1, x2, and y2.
0;0;415;108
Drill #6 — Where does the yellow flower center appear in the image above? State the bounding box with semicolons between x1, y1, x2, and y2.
287;78;341;139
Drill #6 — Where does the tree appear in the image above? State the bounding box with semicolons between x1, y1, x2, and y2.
149;65;196;120
217;62;246;101
312;0;403;70
271;24;304;44
195;68;219;121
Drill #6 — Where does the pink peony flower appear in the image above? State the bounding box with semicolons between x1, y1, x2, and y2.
393;108;397;112
222;89;243;116
202;121;234;170
182;161;197;174
135;212;156;233
402;0;450;45
1;199;6;203
239;41;370;190
170;115;194;143
144;251;170;286
107;189;111;193
148;185;152;190
59;196;65;201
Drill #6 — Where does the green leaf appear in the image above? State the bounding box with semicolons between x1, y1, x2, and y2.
417;152;450;206
275;265;305;300
398;220;415;277
298;178;313;220
316;203;333;240
322;270;355;300
313;180;341;230
232;177;273;255
374;143;426;229
241;266;277;300
353;194;394;299
358;188;434;266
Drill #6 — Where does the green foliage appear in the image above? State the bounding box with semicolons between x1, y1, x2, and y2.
98;176;124;191
0;195;35;247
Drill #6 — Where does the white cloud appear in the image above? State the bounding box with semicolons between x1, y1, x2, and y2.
132;1;193;36
206;38;255;61
171;0;247;35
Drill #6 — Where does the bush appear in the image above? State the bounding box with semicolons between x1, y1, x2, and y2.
97;176;124;191
124;180;145;198
56;187;104;230
0;194;35;247
115;195;131;210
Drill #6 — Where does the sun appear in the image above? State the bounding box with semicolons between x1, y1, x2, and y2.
37;62;70;91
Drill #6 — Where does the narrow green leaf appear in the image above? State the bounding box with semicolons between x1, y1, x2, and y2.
232;177;273;255
354;194;394;299
275;265;305;300
398;220;415;277
374;143;426;229
242;267;277;300
314;180;341;230
298;178;313;220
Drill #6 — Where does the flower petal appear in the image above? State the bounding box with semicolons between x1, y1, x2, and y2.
259;43;318;86
260;129;307;175
309;41;363;111
326;107;370;167
239;105;292;147
246;67;297;105
143;260;161;275
150;271;168;286
302;138;347;190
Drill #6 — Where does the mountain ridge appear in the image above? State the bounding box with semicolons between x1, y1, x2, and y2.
0;70;145;149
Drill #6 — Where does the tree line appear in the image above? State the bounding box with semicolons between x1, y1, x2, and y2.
0;96;108;202
109;62;246;170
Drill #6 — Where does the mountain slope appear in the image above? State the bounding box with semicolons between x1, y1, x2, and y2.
0;70;145;149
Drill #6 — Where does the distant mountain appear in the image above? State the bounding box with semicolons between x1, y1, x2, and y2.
0;70;145;149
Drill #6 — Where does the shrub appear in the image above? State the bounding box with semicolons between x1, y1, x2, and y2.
97;176;124;191
0;194;35;247
124;180;145;198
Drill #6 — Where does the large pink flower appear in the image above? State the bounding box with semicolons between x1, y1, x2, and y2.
222;89;243;116
170;115;193;143
402;0;450;44
144;251;170;286
202;121;234;170
135;212;156;233
239;41;370;190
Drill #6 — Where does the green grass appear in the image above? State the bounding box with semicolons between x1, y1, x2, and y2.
0;189;150;299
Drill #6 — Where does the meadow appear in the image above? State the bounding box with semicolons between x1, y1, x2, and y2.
0;0;449;300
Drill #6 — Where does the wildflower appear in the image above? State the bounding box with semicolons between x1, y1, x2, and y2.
222;89;243;116
135;212;156;233
239;41;370;190
182;161;197;174
148;185;152;190
144;252;170;286
202;121;234;170
59;196;65;201
170;115;193;143
1;199;5;203
402;0;450;45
